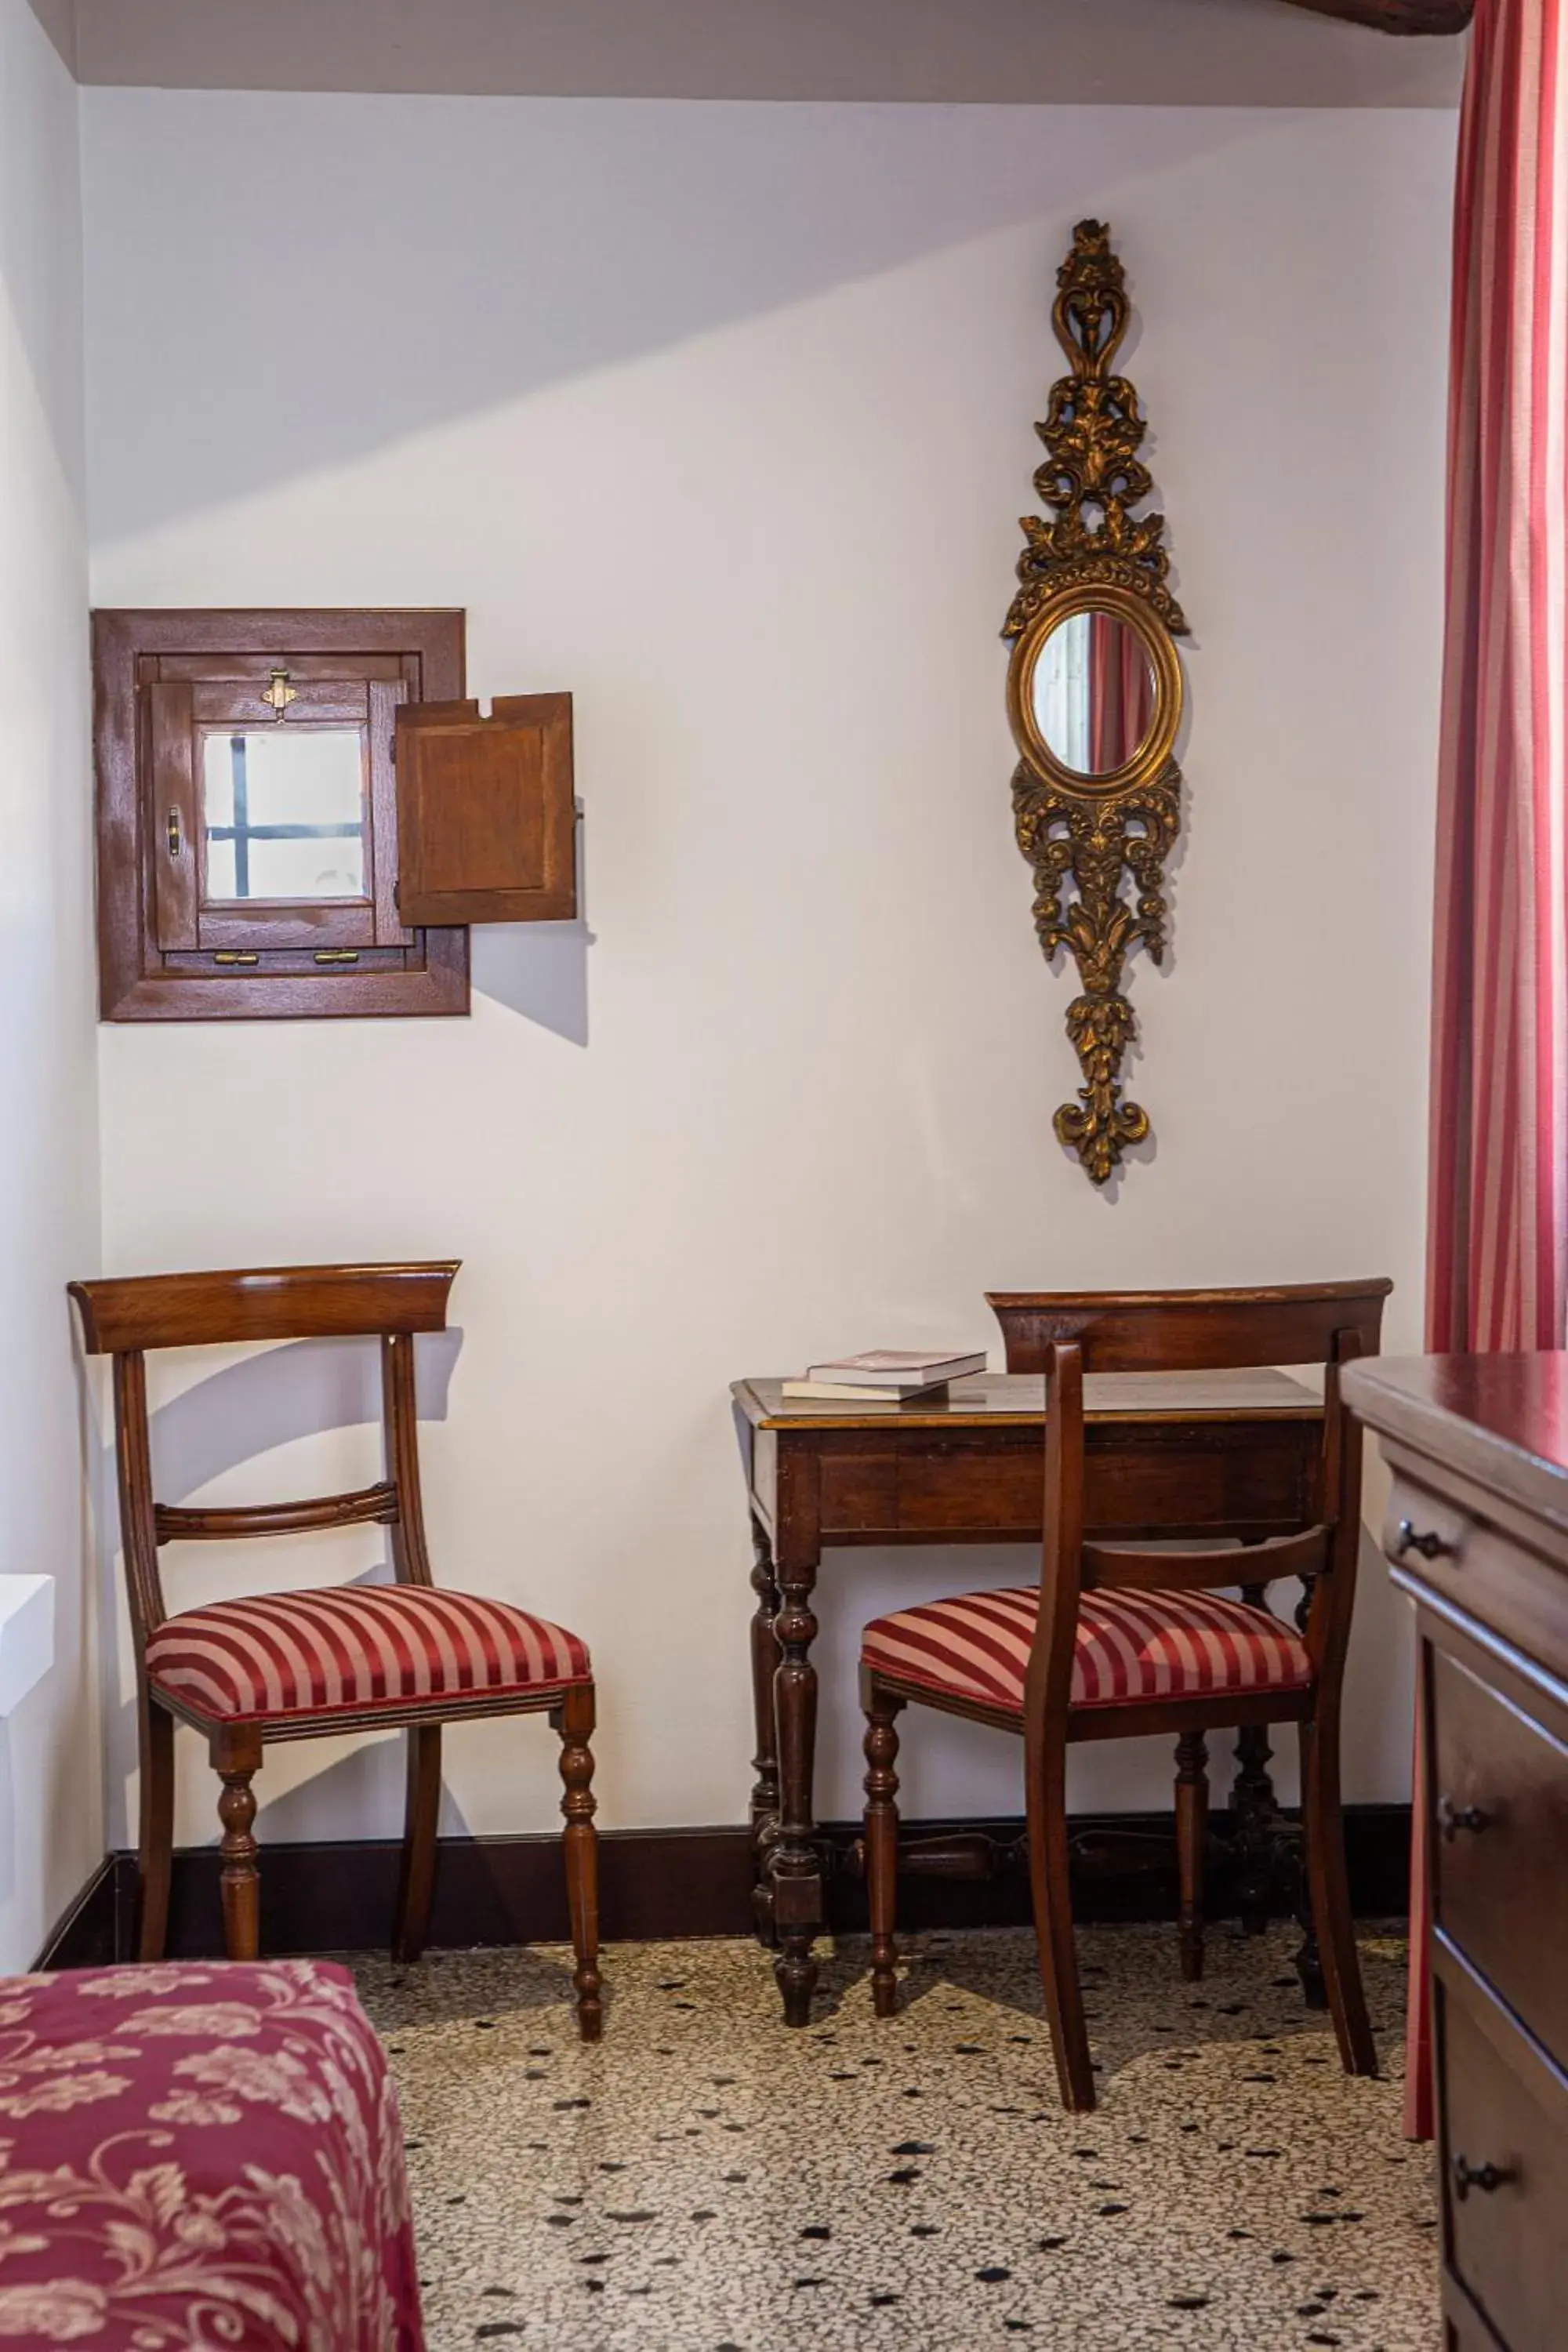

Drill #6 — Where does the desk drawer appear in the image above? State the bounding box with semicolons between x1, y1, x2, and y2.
887;1422;1312;1539
893;1437;1041;1535
1431;1646;1568;2058
1437;1964;1568;2352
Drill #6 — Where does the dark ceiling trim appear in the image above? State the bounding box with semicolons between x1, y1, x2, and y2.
1280;0;1473;31
62;0;1469;104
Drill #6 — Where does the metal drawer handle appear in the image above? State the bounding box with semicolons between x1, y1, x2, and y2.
1438;1798;1492;1842
1396;1518;1454;1563
1451;2154;1516;2201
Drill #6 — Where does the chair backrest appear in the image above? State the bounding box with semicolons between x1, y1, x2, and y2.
987;1279;1392;1374
68;1261;459;1643
1011;1281;1393;1744
70;1262;456;1354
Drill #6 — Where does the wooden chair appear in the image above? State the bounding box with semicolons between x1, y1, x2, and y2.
69;1261;602;2039
858;1280;1390;2111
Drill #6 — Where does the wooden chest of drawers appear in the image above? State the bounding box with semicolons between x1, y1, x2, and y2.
1344;1356;1568;2352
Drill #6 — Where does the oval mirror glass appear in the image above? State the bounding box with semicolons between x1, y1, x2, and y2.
1029;609;1157;778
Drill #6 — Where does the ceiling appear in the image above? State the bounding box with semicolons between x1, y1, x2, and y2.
34;0;1464;106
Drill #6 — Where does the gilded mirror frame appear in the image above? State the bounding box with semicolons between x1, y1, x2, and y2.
1004;220;1189;1185
1006;583;1181;798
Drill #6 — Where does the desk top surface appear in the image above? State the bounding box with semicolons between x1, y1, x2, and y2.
732;1367;1322;1432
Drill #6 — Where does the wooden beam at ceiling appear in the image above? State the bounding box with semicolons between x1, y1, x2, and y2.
1277;0;1473;31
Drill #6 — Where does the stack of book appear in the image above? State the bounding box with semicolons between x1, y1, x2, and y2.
782;1348;987;1403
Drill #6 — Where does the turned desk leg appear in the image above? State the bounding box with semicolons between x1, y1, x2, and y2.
1232;1574;1277;1936
1231;1720;1278;1937
771;1558;822;2027
1292;1575;1327;2010
748;1518;782;1947
1175;1730;1209;1983
1231;1585;1327;2011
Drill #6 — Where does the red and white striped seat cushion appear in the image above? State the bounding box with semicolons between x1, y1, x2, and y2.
862;1584;1310;1715
147;1584;590;1726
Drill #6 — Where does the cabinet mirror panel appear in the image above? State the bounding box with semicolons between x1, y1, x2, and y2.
201;726;368;902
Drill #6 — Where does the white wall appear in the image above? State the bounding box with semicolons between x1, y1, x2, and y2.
0;0;103;1965
82;93;1452;1855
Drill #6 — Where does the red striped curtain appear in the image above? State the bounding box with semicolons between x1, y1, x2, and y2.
1413;0;1568;2138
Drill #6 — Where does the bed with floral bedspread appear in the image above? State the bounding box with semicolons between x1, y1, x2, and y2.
0;1958;423;2348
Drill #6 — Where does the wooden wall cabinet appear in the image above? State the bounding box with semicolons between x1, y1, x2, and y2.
93;608;575;1022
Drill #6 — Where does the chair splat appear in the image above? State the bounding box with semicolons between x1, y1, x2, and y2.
154;1483;401;1544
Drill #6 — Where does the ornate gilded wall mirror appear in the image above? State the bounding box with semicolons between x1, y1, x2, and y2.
1004;221;1188;1185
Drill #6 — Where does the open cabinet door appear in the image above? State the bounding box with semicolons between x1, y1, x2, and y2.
394;692;575;925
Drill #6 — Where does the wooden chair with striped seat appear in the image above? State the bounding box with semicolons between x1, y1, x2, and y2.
69;1261;602;2039
858;1280;1391;2111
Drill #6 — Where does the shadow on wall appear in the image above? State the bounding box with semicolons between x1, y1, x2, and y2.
2;0;84;497
471;799;594;1043
78;1328;464;1851
230;1732;462;1846
84;98;1302;544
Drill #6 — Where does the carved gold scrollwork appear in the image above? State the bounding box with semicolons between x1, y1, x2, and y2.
1004;221;1189;1185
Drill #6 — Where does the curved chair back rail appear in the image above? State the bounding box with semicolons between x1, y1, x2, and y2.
985;1278;1393;1374
67;1260;459;1354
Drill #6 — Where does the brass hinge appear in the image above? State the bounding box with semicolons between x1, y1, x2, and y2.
212;951;259;967
314;949;360;965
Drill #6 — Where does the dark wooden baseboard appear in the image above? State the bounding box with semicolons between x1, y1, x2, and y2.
36;1857;123;1972
34;1804;1410;1972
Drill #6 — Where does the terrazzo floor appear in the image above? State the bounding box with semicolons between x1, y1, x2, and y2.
348;1922;1437;2352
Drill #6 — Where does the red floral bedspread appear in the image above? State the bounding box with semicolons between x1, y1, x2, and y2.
0;1959;423;2348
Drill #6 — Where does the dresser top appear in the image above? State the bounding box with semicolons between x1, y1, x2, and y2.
1344;1352;1568;1537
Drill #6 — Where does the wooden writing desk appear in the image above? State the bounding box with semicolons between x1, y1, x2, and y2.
731;1368;1324;2024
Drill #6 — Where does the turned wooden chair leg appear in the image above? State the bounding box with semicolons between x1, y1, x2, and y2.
393;1723;442;1963
136;1693;175;1962
212;1730;263;1962
861;1676;904;2018
555;1684;602;2042
1025;1733;1095;2111
1174;1730;1209;1983
1299;1715;1377;2077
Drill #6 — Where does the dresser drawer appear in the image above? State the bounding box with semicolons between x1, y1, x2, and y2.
1431;1645;1568;2056
1385;1472;1475;1578
1437;1963;1568;2352
1385;1466;1568;1690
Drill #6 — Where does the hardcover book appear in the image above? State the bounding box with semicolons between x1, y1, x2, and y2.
802;1348;985;1388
